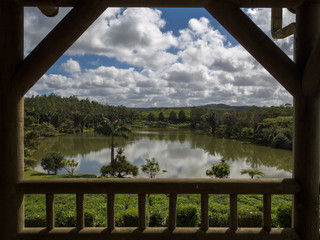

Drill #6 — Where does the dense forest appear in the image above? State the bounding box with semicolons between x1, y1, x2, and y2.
24;94;293;168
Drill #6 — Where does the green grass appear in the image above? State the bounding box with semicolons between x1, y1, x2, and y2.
23;169;293;228
24;169;96;179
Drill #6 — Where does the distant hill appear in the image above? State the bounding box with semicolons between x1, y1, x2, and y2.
131;103;256;112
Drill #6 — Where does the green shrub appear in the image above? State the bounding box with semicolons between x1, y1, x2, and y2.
238;206;262;227
176;204;199;227
149;204;168;227
209;203;229;227
276;202;292;227
25;212;46;227
123;208;139;227
55;208;76;227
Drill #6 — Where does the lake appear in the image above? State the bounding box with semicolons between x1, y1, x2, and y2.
33;129;292;178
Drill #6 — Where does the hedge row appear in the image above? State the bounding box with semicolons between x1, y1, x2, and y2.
25;194;292;228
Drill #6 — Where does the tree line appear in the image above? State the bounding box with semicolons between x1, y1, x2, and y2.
24;95;293;168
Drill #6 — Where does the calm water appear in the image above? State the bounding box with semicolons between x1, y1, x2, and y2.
33;129;292;178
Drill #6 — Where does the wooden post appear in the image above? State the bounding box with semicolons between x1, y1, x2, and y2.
294;1;320;239
0;0;24;239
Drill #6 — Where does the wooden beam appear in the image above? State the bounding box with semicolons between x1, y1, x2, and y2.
17;178;301;194
16;0;304;8
18;227;300;240
11;0;108;95
205;0;301;96
302;36;320;96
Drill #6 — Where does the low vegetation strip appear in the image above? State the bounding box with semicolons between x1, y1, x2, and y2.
24;193;292;228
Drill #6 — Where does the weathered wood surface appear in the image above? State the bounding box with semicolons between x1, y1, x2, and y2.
18;227;300;240
17;178;300;194
16;0;304;8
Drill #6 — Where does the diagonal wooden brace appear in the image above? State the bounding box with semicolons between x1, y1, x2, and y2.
11;0;108;95
206;0;301;96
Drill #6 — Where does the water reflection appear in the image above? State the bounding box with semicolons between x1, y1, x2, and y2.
33;129;292;178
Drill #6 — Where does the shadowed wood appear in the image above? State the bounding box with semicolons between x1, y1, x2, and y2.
229;194;238;231
206;0;301;96
139;194;146;230
16;0;304;8
302;36;320;96
11;0;108;95
263;194;272;232
201;194;209;231
18;227;300;240
169;194;177;231
17;178;301;194
76;194;84;230
271;8;295;39
107;194;115;231
46;194;54;230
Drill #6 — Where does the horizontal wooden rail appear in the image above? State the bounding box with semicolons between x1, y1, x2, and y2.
17;178;300;194
16;0;303;8
18;227;300;240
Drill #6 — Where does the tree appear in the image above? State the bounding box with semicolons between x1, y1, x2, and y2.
100;148;138;178
178;110;187;123
206;158;230;178
203;110;218;134
158;112;165;122
141;158;167;178
241;168;265;179
96;118;131;164
169;111;177;123
62;159;79;176
148;112;156;121
41;152;65;174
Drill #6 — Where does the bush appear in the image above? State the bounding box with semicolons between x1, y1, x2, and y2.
238;205;262;227
176;204;199;227
209;203;229;227
41;152;65;175
149;204;168;227
276;202;292;227
25;212;46;227
55;208;76;227
122;207;148;227
206;158;230;178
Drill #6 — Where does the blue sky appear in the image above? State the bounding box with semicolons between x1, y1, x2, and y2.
24;7;295;107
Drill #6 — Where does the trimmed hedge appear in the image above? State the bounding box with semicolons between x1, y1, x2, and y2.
25;194;294;228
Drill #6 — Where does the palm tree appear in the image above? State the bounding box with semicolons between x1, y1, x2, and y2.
241;168;265;179
96;118;131;164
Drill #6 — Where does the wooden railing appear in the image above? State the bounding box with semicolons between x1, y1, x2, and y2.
17;178;301;240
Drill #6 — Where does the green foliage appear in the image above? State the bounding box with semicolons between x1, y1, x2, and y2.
178;110;187;123
276;202;292;227
100;148;138;178
39;122;57;137
208;202;229;227
148;112;156;121
158;112;165;122
62;159;79;176
142;158;166;178
169;111;177;123
176;204;200;227
206;158;230;178
123;208;139;227
41;152;65;174
240;168;264;179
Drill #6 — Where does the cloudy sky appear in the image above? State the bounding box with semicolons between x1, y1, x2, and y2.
24;7;295;107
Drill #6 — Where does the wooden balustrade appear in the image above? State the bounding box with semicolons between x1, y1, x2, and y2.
18;178;301;240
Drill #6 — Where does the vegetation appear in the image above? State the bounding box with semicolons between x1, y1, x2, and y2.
206;158;230;178
241;168;265;179
62;159;79;176
96;118;131;164
100;148;138;178
40;152;65;174
141;158;167;178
